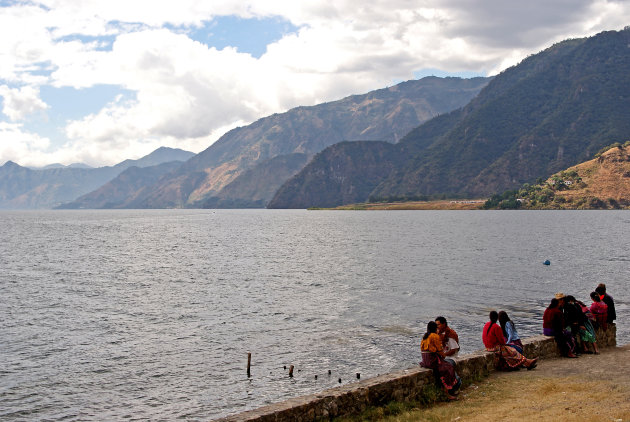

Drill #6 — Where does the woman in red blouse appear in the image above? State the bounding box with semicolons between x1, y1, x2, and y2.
590;291;608;330
483;311;538;370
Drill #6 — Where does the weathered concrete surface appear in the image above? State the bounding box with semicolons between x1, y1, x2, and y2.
216;324;616;421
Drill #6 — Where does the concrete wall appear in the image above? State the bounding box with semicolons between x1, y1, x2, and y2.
216;324;616;422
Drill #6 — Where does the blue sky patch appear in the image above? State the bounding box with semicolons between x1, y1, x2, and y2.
40;85;134;120
20;85;136;145
0;0;50;10
54;34;117;51
184;16;299;58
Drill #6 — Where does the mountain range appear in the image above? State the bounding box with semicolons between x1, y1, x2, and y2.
0;147;194;209
110;76;490;208
3;29;629;210
269;28;630;208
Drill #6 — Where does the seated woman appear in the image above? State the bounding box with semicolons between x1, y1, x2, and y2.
483;311;537;370
420;321;461;400
590;291;608;331
498;311;523;353
576;298;600;354
543;298;577;358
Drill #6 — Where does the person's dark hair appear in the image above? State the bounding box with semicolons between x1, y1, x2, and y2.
435;316;447;325
498;311;513;336
548;298;559;308
595;284;606;295
423;321;438;340
565;295;576;303
486;310;499;336
590;291;601;302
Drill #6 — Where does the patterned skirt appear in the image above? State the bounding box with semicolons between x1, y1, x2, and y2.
579;319;597;343
487;344;526;369
420;352;459;390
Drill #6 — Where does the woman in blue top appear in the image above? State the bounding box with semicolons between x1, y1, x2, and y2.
499;311;524;353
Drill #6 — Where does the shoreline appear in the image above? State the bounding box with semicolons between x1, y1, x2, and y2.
310;200;486;211
216;325;617;421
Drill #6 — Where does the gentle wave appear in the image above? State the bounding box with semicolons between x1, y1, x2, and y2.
0;209;628;420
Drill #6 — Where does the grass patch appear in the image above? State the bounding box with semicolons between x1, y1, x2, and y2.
357;374;630;422
333;384;449;422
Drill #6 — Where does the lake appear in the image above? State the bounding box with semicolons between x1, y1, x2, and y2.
1;210;628;420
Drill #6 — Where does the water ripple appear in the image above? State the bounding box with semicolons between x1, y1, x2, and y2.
0;209;628;420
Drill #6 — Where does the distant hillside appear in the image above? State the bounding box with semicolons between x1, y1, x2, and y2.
56;161;185;209
202;153;309;208
484;142;630;209
271;28;630;208
114;147;194;169
36;163;93;170
124;76;490;208
0;147;194;209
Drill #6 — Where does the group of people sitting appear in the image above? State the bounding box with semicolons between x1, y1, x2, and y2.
542;283;616;358
419;283;616;400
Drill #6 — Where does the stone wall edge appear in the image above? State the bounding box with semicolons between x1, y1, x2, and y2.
216;324;616;421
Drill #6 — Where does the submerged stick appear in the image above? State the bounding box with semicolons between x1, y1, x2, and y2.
247;353;251;377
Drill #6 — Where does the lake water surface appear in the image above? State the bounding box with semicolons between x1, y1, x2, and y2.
1;210;628;420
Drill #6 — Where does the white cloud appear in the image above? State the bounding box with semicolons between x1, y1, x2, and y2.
1;0;630;166
0;85;49;121
0;122;51;166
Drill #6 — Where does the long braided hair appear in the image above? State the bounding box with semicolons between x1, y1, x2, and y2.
486;310;499;337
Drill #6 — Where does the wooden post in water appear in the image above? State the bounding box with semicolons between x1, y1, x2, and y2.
289;365;294;377
247;353;251;377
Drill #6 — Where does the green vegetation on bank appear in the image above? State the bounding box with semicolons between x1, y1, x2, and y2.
483;140;630;209
481;170;584;210
594;140;630;158
333;372;488;422
332;385;443;422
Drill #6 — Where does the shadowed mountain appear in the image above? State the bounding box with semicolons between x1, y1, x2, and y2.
0;147;194;209
267;142;404;209
127;76;490;208
269;28;630;208
201;153;310;208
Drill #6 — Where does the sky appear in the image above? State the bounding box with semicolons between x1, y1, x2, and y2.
0;1;629;168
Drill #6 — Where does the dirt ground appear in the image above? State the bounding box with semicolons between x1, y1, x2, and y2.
385;344;630;422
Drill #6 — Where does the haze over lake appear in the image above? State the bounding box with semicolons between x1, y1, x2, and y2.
1;210;628;420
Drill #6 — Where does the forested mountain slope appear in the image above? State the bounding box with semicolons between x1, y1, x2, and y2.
270;28;630;208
